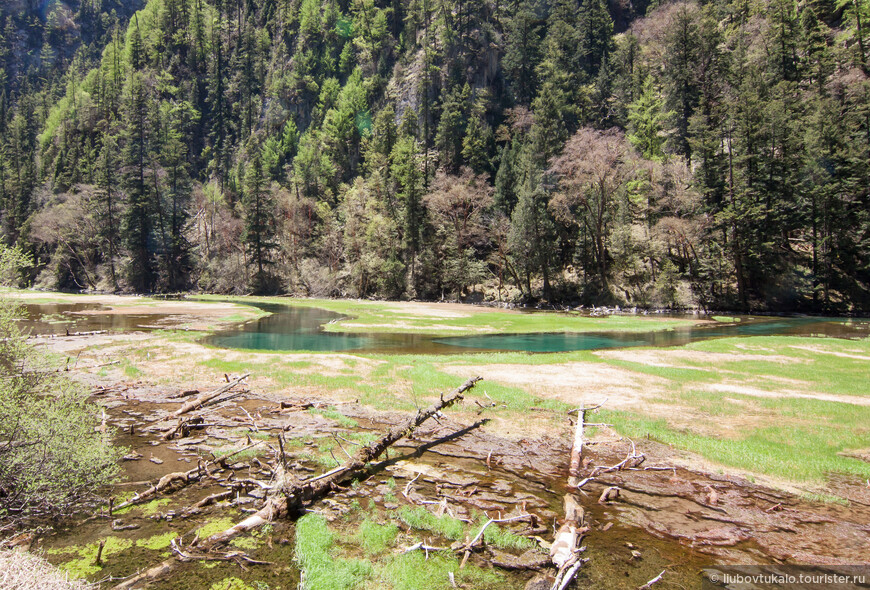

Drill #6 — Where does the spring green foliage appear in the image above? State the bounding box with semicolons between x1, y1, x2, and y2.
0;253;120;520
0;243;32;286
1;0;869;309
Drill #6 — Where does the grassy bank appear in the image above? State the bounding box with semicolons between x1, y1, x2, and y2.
593;336;870;485
190;333;870;487
15;290;870;490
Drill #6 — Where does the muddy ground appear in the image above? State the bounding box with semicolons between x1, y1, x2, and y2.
18;365;870;590
6;298;870;589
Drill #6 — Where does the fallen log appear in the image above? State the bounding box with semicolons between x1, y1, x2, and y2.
113;443;261;512
161;416;206;441
179;484;254;518
31;329;109;339
112;376;483;590
567;401;604;489
200;376;483;550
167;389;201;399
170;374;250;418
550;495;586;568
551;401;603;590
638;569;665;590
598;486;620;504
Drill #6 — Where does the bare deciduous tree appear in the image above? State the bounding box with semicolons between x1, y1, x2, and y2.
549;127;633;290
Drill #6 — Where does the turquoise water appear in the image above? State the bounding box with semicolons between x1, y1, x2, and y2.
20;301;868;354
203;304;870;354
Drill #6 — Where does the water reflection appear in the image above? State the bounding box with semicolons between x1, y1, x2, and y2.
16;303;181;335
18;300;870;355
205;304;870;354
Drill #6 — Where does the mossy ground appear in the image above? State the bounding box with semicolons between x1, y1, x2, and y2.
293;504;532;590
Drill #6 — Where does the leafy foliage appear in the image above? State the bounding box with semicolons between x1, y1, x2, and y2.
0;250;120;520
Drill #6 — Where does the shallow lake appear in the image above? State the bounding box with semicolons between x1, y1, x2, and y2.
204;303;870;354
19;301;870;354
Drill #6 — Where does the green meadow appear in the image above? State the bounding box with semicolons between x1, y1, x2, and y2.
14;290;870;488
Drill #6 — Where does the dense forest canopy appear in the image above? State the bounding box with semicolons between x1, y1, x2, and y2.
0;0;868;310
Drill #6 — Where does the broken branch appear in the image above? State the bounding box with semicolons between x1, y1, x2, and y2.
170;374;250;418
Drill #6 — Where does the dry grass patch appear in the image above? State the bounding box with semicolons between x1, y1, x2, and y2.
440;362;668;409
0;550;86;590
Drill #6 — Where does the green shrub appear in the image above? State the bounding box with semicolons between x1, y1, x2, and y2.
0;295;121;520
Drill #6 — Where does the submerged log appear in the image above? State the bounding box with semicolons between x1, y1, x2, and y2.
161;416;206;441
170;374;250;417
112;376;483;590
112;443;261;512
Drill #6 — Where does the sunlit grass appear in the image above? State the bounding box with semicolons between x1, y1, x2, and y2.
600;403;870;482
355;518;399;554
294;514;371;590
395;506;467;540
310;406;359;428
375;552;504;590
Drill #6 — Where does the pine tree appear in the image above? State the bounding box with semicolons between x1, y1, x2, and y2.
627;76;669;160
390;135;424;283
494;140;519;214
663;2;700;158
435;83;470;172
503;0;543;105
579;0;614;81
159;101;196;291
243;150;277;293
208;0;231;190
461;93;493;175
508;168;555;300
122;72;154;292
96;137;121;291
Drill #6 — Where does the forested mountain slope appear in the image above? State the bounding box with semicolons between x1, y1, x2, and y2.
1;0;868;310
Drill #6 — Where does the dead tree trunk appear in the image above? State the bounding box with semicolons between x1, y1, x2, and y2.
170;374;250;417
567;409;587;488
550;403;603;590
200;376;482;550
112;376;483;590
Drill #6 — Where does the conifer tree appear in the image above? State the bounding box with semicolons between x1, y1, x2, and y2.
122;72;154;293
628;76;669;160
96;137;120;291
243;150;277;293
503;0;543;105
